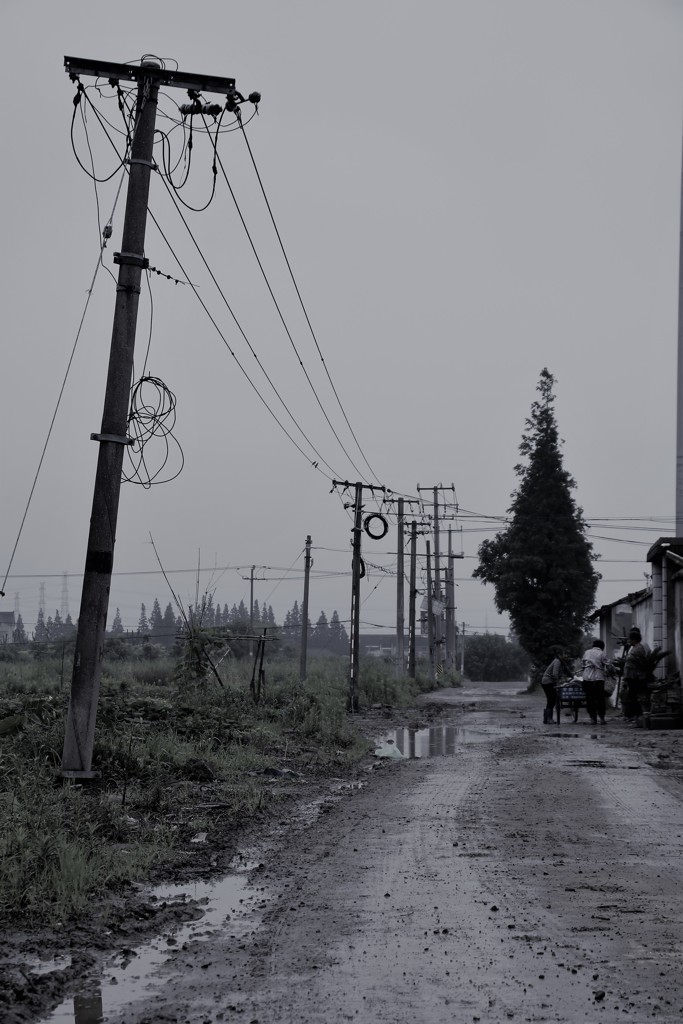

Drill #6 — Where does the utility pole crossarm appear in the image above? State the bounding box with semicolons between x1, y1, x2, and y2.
60;54;256;777
64;56;236;96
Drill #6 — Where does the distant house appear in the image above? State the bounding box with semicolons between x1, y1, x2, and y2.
589;592;646;652
0;611;15;643
589;536;683;678
359;632;429;659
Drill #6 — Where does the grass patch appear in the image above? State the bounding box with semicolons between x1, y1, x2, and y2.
0;652;449;926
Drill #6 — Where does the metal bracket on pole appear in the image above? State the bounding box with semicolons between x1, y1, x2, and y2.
90;433;135;445
127;158;157;169
114;251;149;269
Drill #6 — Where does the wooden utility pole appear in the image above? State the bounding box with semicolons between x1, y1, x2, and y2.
677;118;683;534
349;483;363;711
249;564;256;656
426;541;435;683
62;62;160;776
432;487;443;676
300;534;312;682
408;520;417;678
432;489;444;679
333;480;389;710
61;56;244;776
446;528;455;672
417;484;455;676
395;498;405;676
460;621;467;678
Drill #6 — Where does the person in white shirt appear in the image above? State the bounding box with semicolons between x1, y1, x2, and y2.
581;638;613;725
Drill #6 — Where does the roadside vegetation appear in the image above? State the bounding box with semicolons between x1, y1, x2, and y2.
474;368;599;679
0;641;445;927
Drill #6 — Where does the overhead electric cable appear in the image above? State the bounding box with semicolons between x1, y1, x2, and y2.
238;118;380;483
144;202;338;480
210;131;371;484
1;198;124;597
154;173;350;479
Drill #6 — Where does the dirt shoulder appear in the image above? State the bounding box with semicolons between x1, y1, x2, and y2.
0;698;448;1024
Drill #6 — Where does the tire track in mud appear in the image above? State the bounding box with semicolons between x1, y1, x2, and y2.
459;728;683;1022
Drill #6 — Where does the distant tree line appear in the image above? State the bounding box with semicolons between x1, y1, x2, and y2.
8;594;351;658
462;633;531;682
282;601;350;655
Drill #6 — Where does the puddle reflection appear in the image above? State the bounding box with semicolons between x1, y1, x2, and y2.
374;724;511;759
41;864;262;1024
73;991;103;1024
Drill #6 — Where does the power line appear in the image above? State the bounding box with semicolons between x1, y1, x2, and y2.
238;117;380;484
145;200;338;480
152;173;345;480
1;195;125;598
77;80;346;483
210;125;372;484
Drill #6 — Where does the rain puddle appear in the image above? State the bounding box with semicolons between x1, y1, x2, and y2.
41;857;265;1024
373;723;513;759
26;956;73;977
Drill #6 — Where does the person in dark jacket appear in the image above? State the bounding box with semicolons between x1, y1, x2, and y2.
540;648;573;723
621;626;651;724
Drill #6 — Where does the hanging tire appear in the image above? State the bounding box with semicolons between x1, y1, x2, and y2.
364;513;388;540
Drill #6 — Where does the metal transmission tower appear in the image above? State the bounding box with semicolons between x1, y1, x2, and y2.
61;56;257;777
39;582;46;617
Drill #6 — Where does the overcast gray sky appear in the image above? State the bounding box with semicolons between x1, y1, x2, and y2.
2;0;682;639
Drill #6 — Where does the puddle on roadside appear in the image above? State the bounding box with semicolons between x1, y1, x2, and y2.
26;955;73;977
41;859;265;1024
373;723;514;759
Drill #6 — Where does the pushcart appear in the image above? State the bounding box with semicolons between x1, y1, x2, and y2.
555;680;586;724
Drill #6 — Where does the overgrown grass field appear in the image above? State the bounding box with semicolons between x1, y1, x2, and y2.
0;647;443;926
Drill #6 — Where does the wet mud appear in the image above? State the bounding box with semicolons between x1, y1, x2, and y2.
5;685;683;1023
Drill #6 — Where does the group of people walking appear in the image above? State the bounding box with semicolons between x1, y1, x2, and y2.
540;627;650;726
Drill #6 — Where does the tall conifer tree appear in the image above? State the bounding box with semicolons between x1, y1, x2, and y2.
149;598;164;635
162;602;177;635
137;603;149;635
474;369;599;674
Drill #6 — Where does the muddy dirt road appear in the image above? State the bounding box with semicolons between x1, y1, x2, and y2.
40;681;683;1023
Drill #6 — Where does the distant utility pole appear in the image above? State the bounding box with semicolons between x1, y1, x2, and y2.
396;498;405;677
60;572;70;621
408;520;417;678
460;621;467;678
249;564;256;655
334;480;388;711
300;535;312;682
61;56;248;776
446;529;455;672
426;540;435;683
417;484;455;676
349;482;364;711
677;126;683;534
